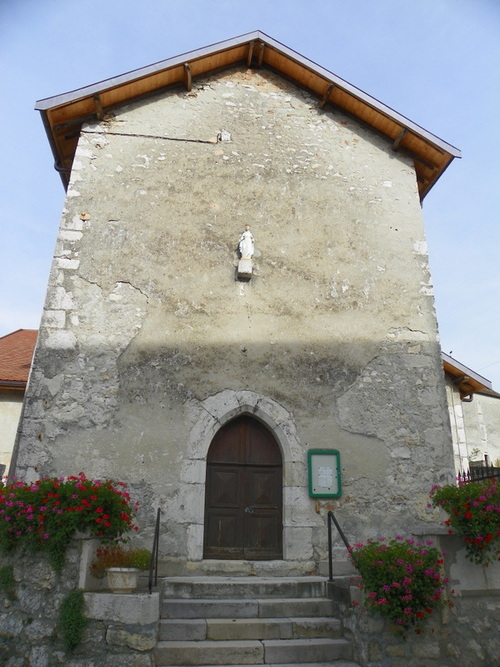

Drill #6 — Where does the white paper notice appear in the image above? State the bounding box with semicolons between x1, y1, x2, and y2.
318;466;333;489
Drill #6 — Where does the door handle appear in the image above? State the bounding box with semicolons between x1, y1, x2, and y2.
245;507;254;514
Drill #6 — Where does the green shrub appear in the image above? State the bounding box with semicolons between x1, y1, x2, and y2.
0;473;138;571
58;589;88;653
90;545;152;578
430;478;500;565
0;565;16;600
350;536;449;634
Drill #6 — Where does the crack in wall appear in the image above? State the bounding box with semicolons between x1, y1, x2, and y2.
81;129;218;145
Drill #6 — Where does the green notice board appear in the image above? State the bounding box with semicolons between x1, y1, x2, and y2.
308;449;341;498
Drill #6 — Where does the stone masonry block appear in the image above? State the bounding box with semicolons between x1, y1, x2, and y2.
106;626;157;651
84;592;160;625
43;310;66;328
284;526;313;560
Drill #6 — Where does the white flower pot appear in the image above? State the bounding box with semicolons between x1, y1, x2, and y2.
106;567;139;592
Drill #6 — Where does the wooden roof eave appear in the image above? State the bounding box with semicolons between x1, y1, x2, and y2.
0;381;27;391
35;31;461;198
442;353;499;399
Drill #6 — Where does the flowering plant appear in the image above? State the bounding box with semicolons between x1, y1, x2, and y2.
90;545;152;578
0;473;138;571
349;536;449;633
430;478;500;565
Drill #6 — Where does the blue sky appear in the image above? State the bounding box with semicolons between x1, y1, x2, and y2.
1;0;499;387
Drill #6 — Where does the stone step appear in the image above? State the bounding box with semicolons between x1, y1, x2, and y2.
162;576;328;600
160;617;342;641
161;598;335;619
156;559;319;578
159;664;361;667
154;638;353;666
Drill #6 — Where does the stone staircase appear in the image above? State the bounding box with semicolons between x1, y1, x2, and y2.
154;576;360;666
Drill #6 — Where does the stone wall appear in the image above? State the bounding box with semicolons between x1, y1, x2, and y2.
12;65;454;571
0;538;159;667
2;533;499;665
330;534;500;667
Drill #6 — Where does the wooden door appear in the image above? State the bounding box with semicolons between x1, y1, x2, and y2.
203;416;283;559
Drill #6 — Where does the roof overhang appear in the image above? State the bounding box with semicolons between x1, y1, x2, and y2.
442;352;500;399
35;30;461;200
0;381;27;391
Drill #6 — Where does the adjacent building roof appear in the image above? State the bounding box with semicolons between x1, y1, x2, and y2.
0;330;38;390
442;352;500;399
35;30;460;200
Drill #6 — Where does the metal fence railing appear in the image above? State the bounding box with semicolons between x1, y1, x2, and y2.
458;464;500;484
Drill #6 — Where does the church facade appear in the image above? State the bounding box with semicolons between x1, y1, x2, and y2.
13;32;460;573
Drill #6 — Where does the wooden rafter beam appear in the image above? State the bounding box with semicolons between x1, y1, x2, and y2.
392;128;407;151
319;83;335;109
246;40;255;67
412;153;438;171
257;41;265;66
93;94;104;120
184;63;192;92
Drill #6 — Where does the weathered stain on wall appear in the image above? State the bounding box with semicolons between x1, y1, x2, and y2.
13;67;454;571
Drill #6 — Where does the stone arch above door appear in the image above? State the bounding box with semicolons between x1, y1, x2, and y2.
186;390;301;464
183;390;304;563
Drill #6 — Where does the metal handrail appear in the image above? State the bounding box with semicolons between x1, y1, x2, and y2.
148;507;161;594
327;510;351;582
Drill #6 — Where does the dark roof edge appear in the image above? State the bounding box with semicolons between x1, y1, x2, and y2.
34;31;265;109
0;381;27;390
35;30;461;159
441;352;494;391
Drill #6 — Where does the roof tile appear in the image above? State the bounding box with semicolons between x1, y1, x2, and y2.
0;329;38;385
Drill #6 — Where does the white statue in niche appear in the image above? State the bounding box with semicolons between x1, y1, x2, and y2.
238;225;254;259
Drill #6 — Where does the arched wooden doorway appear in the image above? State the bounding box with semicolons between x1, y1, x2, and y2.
203;415;283;560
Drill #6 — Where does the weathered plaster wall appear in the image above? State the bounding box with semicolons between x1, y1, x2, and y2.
445;376;500;472
13;67;454;569
0;390;24;476
445;379;469;472
462;394;500;466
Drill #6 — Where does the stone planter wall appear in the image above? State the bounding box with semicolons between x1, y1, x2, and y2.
330;534;500;667
0;538;160;667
